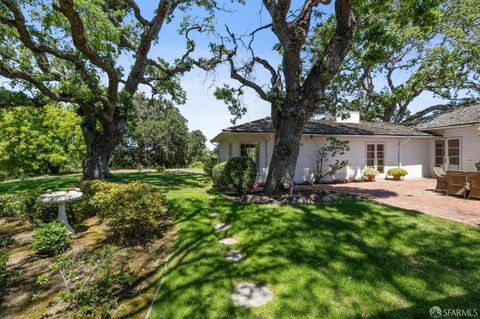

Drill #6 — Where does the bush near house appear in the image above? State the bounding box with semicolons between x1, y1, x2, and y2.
31;222;69;256
203;154;219;177
223;156;257;195
90;182;167;243
212;162;227;188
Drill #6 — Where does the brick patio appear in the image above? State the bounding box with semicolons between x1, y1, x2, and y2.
297;179;480;227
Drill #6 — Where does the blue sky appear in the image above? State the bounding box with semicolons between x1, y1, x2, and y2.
135;1;448;148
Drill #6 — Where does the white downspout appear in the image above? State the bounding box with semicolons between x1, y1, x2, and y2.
398;138;411;167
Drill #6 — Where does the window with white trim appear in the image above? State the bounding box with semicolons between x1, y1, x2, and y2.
366;143;385;173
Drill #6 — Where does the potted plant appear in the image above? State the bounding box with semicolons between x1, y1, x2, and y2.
363;167;380;182
475;162;480;172
387;167;408;181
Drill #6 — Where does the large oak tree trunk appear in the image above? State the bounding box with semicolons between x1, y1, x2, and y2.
263;113;306;195
80;112;126;180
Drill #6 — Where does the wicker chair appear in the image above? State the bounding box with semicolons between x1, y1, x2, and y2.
446;171;467;198
432;167;448;193
467;172;480;200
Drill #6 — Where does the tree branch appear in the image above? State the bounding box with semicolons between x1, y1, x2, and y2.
54;0;118;108
302;0;356;113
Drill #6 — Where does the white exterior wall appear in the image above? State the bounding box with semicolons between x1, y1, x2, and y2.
217;134;434;183
429;125;480;172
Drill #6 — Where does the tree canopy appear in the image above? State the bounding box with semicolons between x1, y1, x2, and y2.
111;94;208;169
210;0;443;194
311;0;479;122
0;105;84;177
0;0;222;179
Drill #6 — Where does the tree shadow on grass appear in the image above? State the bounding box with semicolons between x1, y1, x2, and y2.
151;195;480;318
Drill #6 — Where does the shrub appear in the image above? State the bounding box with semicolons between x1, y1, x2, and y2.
363;167;380;177
90;182;167;243
188;161;204;169
32;222;69;256
0;172;7;182
475;162;480;171
156;165;166;172
203;154;218;177
224;156;257;195
387;167;408;177
0;249;8;297
212;162;227;188
0;191;57;224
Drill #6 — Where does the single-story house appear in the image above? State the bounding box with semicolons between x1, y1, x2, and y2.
211;104;480;183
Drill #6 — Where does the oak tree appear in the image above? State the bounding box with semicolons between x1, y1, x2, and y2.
0;0;218;179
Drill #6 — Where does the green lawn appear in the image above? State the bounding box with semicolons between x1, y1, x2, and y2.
1;171;479;318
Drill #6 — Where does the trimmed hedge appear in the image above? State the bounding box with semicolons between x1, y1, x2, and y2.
224;156;257;195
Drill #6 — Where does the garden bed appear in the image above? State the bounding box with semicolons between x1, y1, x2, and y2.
0;215;175;319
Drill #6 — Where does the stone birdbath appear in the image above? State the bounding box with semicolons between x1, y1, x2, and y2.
38;189;83;234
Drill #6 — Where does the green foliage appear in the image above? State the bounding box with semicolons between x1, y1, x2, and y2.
0;172;6;182
212;162;227;189
311;0;477;123
111;94;208;169
0;105;85;177
315;138;351;183
223;157;257;195
388;168;409;177
0;244;8;299
156;165;166;172
364;167;380;177
475;162;480;171
90;182;167;243
37;245;135;318
213;85;247;124
188;161;204;169
31;222;69;256
203;152;219;177
0;190;57;224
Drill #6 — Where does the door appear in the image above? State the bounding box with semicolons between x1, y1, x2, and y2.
446;138;461;171
366;143;385;177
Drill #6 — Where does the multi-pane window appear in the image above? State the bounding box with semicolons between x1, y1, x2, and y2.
435;140;445;167
366;144;385;173
447;139;461;170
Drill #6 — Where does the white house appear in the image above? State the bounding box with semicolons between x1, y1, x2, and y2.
211;104;480;183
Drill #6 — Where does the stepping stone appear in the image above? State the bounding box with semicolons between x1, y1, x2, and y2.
225;250;245;262
231;282;273;307
219;237;237;245
214;222;232;231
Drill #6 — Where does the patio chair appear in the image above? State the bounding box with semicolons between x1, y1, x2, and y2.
432;167;447;193
446;171;467;198
467;172;480;200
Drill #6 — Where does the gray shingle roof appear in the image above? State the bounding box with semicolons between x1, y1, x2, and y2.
222;117;435;137
415;103;480;129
